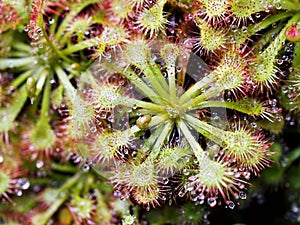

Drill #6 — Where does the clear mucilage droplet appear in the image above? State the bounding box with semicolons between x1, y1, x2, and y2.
227;201;235;209
239;191;247;199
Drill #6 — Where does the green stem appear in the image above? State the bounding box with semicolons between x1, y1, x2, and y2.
25;67;45;100
33;194;68;225
12;42;32;53
130;108;162;116
234;11;293;48
147;121;173;160
84;70;99;88
293;42;300;68
54;65;76;100
153;121;173;150
176;119;203;161
285;146;300;169
9;69;33;88
184;114;225;145
196;99;263;116
7;51;31;58
181;86;223;111
40;75;51;119
129;115;169;139
129;125;142;135
253;11;293;32
127;98;166;113
123;69;165;104
145;123;165;147
0;57;36;70
0;85;28;132
40;25;73;64
61;38;101;55
28;178;54;186
166;63;177;105
29;75;55;150
280;0;300;11
57;171;83;194
179;74;214;104
140;114;169;147
149;61;169;91
148;114;169;129
196;100;235;109
32;172;82;225
141;65;169;100
35;68;49;98
177;53;189;88
252;22;284;54
51;163;78;173
49;15;60;36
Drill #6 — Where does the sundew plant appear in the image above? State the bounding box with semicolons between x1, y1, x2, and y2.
1;0;300;225
80;38;274;209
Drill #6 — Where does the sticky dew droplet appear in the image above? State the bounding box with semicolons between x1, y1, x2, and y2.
227;201;235;209
239;191;247;200
207;197;217;207
82;164;90;172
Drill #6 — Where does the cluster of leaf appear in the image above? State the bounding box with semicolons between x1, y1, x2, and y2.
0;0;300;225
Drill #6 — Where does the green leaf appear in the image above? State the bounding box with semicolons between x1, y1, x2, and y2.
286;165;300;189
0;85;27;132
0;171;11;196
51;85;64;109
261;163;284;185
285;146;300;169
30;116;55;150
0;57;36;70
257;117;285;135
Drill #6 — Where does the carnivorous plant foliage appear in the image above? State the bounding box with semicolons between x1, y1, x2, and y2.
1;0;300;224
80;38;274;209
